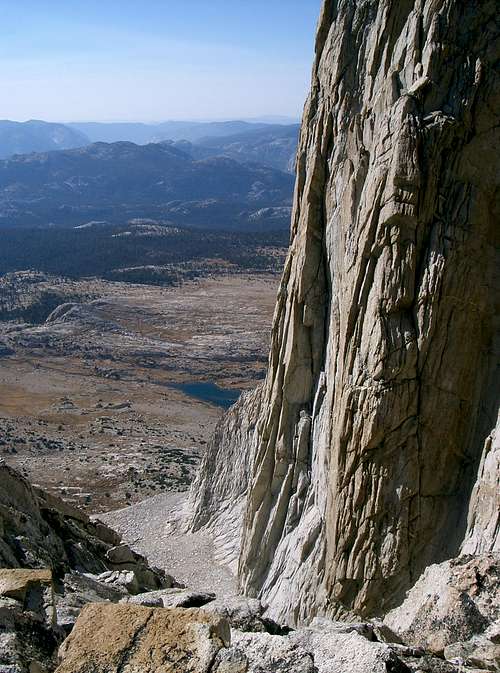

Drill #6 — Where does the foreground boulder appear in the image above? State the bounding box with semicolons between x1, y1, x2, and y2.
58;605;461;673
55;603;231;673
213;623;409;673
384;555;500;655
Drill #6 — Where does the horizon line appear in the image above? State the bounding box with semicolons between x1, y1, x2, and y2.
3;115;301;126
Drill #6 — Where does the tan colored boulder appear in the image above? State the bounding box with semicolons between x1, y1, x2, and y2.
0;570;59;673
56;603;231;673
0;568;52;601
0;568;55;626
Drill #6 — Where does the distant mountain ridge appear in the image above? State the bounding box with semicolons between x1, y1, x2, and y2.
0;119;299;172
0;140;294;231
173;124;300;173
0;120;90;159
68;119;297;145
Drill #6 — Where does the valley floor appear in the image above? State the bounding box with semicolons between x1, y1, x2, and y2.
0;273;278;513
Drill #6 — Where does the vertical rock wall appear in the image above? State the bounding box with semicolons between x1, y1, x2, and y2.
187;388;263;572
190;0;500;625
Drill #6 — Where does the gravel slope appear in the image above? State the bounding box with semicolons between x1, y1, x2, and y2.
100;492;238;597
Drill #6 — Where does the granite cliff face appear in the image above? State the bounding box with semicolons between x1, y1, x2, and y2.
190;0;500;625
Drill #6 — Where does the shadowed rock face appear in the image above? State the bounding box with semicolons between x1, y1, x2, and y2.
0;462;179;672
189;0;500;625
187;388;264;574
0;459;164;591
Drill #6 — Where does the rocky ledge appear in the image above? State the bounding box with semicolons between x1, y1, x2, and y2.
1;463;498;672
0;460;174;671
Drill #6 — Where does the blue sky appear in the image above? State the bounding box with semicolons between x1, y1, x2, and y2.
0;1;321;123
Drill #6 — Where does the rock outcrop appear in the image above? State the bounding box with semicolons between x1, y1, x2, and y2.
189;0;500;626
384;555;500;654
55;604;231;673
0;461;174;672
57;603;461;673
0;459;167;594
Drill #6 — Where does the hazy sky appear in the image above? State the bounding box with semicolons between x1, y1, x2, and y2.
1;1;321;123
